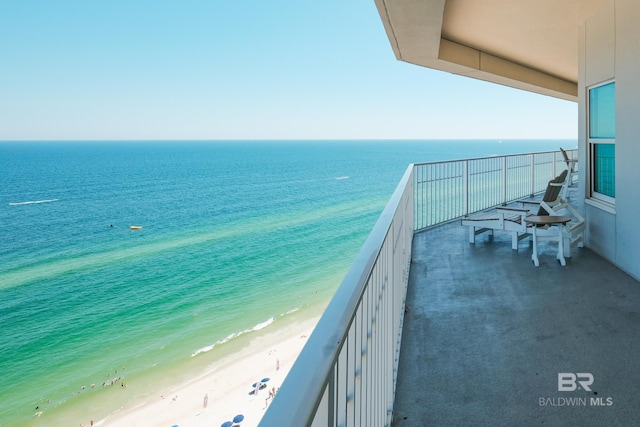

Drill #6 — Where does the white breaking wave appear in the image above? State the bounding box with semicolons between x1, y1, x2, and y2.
335;176;349;180
9;199;59;206
190;316;275;357
252;317;274;331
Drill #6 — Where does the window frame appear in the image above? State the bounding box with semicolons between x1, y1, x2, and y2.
587;80;616;205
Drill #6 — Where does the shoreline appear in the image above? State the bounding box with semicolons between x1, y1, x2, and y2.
91;315;320;427
21;290;334;427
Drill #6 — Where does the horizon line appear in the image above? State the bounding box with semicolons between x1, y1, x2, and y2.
0;137;578;143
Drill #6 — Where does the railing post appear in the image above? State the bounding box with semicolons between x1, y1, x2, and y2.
501;156;507;205
530;153;535;197
463;160;469;216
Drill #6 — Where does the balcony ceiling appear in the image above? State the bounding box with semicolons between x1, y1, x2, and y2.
375;0;611;101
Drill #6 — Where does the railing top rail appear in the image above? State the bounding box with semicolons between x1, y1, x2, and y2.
413;149;575;167
258;163;414;427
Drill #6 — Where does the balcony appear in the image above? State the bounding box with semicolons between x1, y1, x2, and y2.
259;150;640;426
393;218;640;426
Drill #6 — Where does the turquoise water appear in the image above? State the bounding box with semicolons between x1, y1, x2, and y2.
0;140;573;425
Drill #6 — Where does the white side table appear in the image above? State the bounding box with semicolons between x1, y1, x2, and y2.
524;215;572;267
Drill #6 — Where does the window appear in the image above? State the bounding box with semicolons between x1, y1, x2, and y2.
588;81;615;202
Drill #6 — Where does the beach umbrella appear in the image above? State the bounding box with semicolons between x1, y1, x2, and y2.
252;377;270;388
233;414;244;423
221;422;233;427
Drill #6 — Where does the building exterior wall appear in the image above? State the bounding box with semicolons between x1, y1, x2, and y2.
580;0;640;280
613;0;640;278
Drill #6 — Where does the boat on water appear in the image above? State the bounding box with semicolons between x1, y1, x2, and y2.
130;226;142;230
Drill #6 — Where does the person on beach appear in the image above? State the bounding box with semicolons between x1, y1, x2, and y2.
264;388;273;408
264;386;279;408
203;393;208;408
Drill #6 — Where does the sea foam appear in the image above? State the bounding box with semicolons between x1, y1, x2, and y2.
9;198;59;206
190;316;275;357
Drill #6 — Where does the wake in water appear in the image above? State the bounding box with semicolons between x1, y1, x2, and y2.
190;316;276;357
9;198;59;206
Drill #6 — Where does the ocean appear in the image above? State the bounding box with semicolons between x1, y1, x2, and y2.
0;140;574;425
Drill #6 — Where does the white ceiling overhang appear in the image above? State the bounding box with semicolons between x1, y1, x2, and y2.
374;0;611;101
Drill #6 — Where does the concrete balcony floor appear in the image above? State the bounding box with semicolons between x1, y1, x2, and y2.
393;219;640;426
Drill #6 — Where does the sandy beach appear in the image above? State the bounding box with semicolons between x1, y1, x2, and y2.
91;316;319;427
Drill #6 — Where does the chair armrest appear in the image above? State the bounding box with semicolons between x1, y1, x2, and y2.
517;200;540;206
497;207;529;225
497;207;529;214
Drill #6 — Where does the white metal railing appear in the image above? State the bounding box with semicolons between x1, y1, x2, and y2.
259;165;414;427
258;149;574;427
414;150;575;230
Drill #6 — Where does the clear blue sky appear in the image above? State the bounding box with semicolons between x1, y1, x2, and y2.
0;0;577;140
